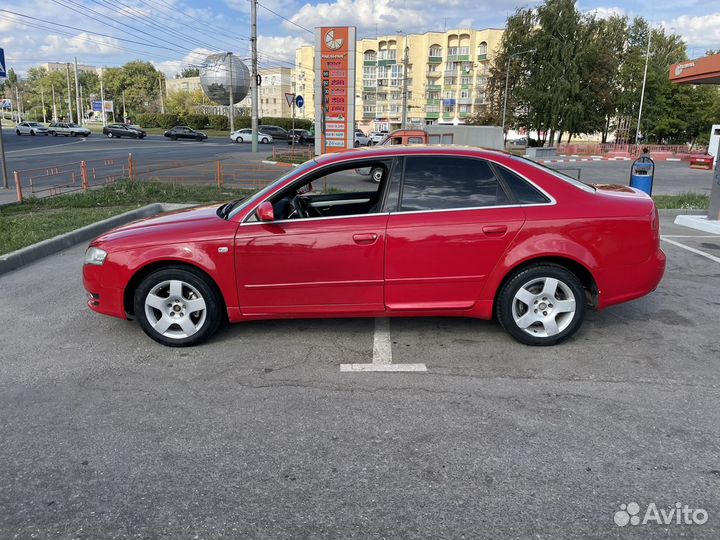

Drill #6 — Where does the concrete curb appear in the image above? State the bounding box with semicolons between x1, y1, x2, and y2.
261;159;299;168
0;203;187;276
658;208;707;217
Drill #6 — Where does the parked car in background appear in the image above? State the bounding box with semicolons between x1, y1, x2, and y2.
82;145;665;348
231;128;273;144
354;130;370;147
164;126;207;141
15;122;49;136
257;125;289;140
287;129;314;145
369;131;387;145
48;122;91;137
103;123;146;139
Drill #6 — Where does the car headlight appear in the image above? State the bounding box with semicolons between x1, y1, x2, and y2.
84;246;108;266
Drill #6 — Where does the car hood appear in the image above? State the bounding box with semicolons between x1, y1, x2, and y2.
92;204;237;248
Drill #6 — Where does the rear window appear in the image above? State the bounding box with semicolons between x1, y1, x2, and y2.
400;156;510;212
512;155;595;193
493;164;551;204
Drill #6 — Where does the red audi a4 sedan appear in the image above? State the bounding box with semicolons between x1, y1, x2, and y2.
83;146;665;347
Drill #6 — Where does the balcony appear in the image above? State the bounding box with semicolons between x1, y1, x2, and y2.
458;98;472;105
425;112;440;119
362;111;375;118
426;70;441;78
447;55;470;62
426;99;440;105
427;56;443;64
363;59;377;66
426;84;442;91
477;53;488;61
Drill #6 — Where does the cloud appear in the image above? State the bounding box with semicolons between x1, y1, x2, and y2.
663;13;720;49
587;7;626;19
41;33;121;56
257;35;309;67
153;48;217;78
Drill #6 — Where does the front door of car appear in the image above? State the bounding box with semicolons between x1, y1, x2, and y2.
384;156;525;310
233;160;394;316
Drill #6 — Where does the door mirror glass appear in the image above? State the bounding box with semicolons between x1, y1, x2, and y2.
257;201;274;222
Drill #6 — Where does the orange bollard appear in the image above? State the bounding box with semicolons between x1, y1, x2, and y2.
14;171;23;203
128;153;134;181
81;160;89;191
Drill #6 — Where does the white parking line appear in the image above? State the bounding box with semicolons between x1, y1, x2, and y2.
340;318;427;372
661;237;720;264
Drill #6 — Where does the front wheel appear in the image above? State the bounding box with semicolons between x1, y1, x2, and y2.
134;266;223;347
30;130;36;136
106;132;113;138
71;131;77;137
369;167;384;184
496;264;586;346
261;137;269;144
51;131;57;136
15;130;20;136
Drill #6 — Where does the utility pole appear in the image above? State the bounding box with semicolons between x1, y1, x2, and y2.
74;57;81;125
401;33;409;129
79;85;85;124
40;86;47;123
51;85;58;121
100;68;107;126
635;26;652;153
122;91;126;122
227;52;235;133
15;86;21;121
250;0;259;152
501;49;535;143
66;63;73;123
158;75;165;114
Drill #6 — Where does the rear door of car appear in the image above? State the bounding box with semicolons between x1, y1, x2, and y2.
384;155;526;310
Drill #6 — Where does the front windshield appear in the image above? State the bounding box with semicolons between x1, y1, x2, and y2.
69;123;79;127
28;122;40;127
227;159;318;219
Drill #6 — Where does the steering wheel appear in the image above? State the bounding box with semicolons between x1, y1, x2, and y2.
287;194;309;219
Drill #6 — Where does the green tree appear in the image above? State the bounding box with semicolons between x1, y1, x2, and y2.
179;67;200;78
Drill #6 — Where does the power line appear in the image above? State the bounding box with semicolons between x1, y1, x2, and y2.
256;1;314;35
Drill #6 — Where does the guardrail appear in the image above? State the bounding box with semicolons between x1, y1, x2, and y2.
556;143;708;156
11;153;291;203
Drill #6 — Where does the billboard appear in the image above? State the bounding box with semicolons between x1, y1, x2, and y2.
0;98;11;110
314;26;356;155
91;100;114;113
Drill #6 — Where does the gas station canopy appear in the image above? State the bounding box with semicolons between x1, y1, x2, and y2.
669;53;720;85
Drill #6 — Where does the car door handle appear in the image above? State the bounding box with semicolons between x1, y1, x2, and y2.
482;225;508;236
353;233;378;245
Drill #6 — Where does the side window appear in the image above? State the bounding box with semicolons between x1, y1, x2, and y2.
383;160;403;212
407;137;424;144
493;164;550;204
400;157;510;212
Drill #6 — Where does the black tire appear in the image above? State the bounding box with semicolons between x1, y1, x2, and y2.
171;135;177;141
83;133;89;137
354;140;360;148
51;131;57;136
134;266;223;347
261;137;269;144
106;132;113;138
196;135;202;141
369;167;384;184
30;130;36;136
71;131;77;137
15;130;20;136
139;135;145;139
496;264;586;346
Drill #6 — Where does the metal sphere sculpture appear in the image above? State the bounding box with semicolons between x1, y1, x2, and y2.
199;53;250;106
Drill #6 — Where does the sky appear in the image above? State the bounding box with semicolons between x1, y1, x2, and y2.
1;0;719;78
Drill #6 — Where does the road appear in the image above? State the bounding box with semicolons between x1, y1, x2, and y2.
0;131;716;201
0;214;719;539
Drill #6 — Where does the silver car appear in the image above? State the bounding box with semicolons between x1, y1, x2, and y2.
354;130;370;147
15;122;49;136
48;122;91;137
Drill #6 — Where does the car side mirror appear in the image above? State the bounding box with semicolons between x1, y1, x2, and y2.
257;201;274;222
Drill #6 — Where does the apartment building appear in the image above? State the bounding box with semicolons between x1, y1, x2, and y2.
295;28;503;132
165;76;203;95
237;67;294;118
41;62;102;76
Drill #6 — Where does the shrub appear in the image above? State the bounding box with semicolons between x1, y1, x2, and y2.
207;115;229;131
155;113;181;129
135;113;158;128
260;117;312;131
183;114;209;130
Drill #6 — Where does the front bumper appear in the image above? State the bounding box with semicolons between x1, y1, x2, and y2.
82;264;127;319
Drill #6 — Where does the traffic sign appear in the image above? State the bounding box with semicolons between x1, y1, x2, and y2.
285;92;295;107
295;95;304;108
0;48;7;79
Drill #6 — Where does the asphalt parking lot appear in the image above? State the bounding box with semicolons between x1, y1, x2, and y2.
1;212;718;539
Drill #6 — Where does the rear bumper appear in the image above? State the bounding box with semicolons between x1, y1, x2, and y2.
598;248;666;309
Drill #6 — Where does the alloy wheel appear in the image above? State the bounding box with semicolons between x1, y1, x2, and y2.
511;277;576;338
144;279;207;339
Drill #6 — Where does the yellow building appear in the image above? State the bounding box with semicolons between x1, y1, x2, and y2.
295;28;503;132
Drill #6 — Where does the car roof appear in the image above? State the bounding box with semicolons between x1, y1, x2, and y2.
313;145;509;165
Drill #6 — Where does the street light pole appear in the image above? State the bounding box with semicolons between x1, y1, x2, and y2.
635;26;652;152
501;49;535;142
250;0;259;153
398;30;409;129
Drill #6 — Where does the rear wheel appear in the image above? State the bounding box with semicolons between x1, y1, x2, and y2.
171;135;177;140
15;130;20;136
134;266;223;347
354;140;360;147
71;131;77;137
496;264;586;346
196;135;202;141
51;131;57;136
